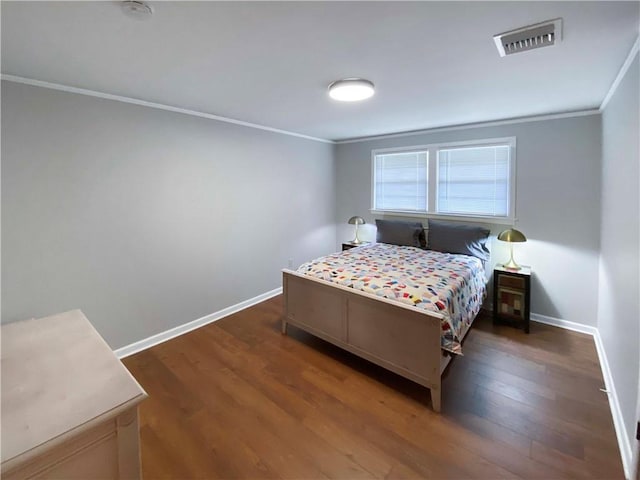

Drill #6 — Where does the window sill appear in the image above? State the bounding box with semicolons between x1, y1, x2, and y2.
369;209;516;225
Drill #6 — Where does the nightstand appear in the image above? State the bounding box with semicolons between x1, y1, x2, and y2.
493;265;532;333
342;242;370;251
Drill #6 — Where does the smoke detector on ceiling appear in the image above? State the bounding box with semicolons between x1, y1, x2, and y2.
493;18;562;57
121;1;153;20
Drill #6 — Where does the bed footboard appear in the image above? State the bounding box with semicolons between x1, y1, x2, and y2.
282;269;445;412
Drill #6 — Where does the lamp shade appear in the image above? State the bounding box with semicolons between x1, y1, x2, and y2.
348;216;365;225
497;228;527;243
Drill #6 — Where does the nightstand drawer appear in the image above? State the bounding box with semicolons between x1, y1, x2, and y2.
498;274;525;289
497;287;525;319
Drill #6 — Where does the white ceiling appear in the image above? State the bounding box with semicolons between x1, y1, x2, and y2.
2;1;639;141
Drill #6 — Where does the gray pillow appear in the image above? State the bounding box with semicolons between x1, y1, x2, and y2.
428;219;490;261
375;219;426;248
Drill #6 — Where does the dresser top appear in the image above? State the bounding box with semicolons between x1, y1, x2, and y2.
1;310;147;469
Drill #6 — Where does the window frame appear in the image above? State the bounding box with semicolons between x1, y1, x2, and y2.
371;137;517;225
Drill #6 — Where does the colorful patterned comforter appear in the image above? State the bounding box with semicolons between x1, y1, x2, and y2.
297;243;486;354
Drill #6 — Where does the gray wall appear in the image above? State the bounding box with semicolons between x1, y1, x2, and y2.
1;81;336;349
335;114;602;327
598;52;639;473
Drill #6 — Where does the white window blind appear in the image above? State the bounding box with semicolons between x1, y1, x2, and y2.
373;151;428;212
437;145;510;217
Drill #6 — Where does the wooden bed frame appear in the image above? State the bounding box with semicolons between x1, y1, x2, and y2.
282;269;457;412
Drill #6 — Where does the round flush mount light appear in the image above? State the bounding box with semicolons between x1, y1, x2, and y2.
328;78;375;102
121;0;153;20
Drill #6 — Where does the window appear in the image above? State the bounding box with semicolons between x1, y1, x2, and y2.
437;145;510;217
373;150;428;213
372;138;515;222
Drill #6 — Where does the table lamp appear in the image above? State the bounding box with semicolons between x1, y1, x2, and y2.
348;216;366;244
497;228;527;270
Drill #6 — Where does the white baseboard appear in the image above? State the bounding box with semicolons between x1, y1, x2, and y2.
113;287;283;359
529;312;598;336
486;302;599;335
527;312;630;479
593;329;633;479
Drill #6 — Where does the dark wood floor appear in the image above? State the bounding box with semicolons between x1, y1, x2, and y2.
123;296;624;479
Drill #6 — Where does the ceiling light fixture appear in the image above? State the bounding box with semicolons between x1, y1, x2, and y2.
328;78;375;102
121;1;153;20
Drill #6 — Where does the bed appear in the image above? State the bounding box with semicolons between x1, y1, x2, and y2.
281;219;489;412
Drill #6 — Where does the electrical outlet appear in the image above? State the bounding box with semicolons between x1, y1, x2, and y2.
288;258;294;268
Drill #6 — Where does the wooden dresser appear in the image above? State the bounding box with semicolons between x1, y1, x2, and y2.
1;310;147;479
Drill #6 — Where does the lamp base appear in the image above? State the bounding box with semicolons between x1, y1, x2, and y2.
502;260;522;271
351;223;363;244
503;243;521;270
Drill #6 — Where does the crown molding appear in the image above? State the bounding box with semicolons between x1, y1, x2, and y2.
3;71;618;146
0;74;335;144
335;109;601;144
600;36;640;112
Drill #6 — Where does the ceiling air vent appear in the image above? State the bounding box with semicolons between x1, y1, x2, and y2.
493;18;562;57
